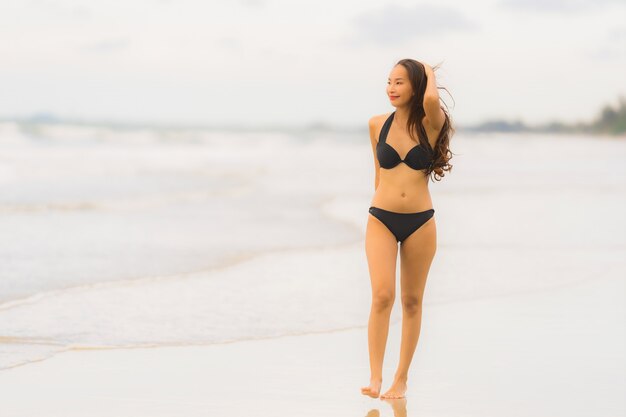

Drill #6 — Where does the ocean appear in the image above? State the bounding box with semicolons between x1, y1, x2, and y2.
1;121;624;371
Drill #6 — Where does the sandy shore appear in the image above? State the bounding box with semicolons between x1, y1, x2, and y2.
1;269;623;417
1;131;624;416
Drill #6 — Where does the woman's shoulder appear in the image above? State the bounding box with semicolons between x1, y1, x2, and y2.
368;113;392;144
368;112;392;129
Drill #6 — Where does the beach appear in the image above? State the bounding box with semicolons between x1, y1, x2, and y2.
0;123;624;416
1;262;623;416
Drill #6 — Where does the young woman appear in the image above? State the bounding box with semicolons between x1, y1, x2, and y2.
361;58;454;400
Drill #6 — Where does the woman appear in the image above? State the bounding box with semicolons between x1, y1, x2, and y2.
361;59;454;400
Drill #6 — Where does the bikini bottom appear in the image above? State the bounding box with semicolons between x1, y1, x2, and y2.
368;206;435;244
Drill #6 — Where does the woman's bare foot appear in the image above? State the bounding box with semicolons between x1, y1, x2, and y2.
380;377;407;399
361;378;382;398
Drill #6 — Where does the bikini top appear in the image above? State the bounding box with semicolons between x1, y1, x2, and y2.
376;111;434;171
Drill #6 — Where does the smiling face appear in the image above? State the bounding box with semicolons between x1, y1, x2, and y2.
387;65;414;107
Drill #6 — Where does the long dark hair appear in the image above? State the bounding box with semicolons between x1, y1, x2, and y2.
395;58;455;181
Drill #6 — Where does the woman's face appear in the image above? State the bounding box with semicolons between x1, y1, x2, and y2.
387;65;413;107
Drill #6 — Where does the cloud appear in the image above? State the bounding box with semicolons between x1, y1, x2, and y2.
238;0;267;7
33;0;93;20
349;3;478;45
498;0;625;14
587;46;625;61
216;36;243;50
608;25;626;42
79;37;131;54
586;25;626;61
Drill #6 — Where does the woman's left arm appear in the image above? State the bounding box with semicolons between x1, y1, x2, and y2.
423;63;440;101
422;62;446;130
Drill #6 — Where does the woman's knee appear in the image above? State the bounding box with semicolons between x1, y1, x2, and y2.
372;291;395;311
400;294;422;314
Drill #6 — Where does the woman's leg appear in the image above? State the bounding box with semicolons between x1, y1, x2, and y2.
381;215;437;399
361;213;399;398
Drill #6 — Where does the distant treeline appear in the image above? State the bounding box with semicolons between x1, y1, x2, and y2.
462;95;626;136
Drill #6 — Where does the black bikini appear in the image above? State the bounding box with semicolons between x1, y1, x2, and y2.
376;111;434;171
369;111;435;244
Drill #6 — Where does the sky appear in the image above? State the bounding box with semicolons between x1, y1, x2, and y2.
0;0;624;128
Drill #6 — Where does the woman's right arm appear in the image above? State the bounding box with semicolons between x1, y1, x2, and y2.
368;116;380;191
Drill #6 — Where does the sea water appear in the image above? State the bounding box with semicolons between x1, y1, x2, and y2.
0;121;624;371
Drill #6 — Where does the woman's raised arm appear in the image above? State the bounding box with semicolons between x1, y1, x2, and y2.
422;63;446;131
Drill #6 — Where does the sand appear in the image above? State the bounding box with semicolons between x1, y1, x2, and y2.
1;130;624;416
1;267;623;416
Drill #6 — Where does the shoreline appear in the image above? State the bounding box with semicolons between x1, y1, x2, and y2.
1;271;623;416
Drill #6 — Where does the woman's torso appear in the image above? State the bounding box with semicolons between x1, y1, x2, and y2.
369;113;440;212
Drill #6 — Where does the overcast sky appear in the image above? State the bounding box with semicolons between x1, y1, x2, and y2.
0;0;624;127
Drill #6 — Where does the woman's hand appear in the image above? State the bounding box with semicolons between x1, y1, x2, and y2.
422;61;433;75
423;60;442;111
